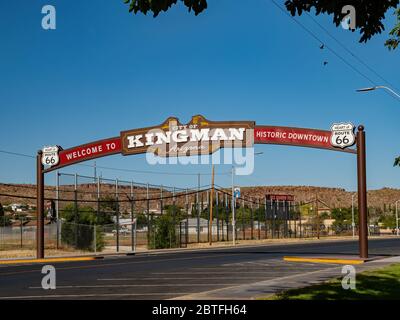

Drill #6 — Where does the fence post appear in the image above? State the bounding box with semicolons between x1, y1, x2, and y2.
173;187;176;227
116;179;119;253
197;175;200;243
94;225;97;254
216;191;219;242
299;202;303;238
160;185;163;215
20;216;23;249
258;198;261;240
225;193;229;242
185;189;189;245
207;190;210;243
250;197;254;240
131;180;135;252
272;199;276;239
74;173;78;248
264;198;268;239
293;201;297;238
147;183;150;248
242;198;245;240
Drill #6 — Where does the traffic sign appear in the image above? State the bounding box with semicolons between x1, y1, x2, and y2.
330;123;356;149
41;146;60;167
234;187;241;198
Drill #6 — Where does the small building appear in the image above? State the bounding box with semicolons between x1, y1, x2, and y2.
10;203;28;213
182;218;220;235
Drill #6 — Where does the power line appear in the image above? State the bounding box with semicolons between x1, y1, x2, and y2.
0;150;35;159
0;149;230;177
268;0;378;86
90;164;230;176
304;12;399;92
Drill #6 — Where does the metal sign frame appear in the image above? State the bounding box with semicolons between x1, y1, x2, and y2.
35;116;368;259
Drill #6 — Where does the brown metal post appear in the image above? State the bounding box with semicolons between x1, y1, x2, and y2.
36;151;45;259
316;194;320;239
357;125;368;259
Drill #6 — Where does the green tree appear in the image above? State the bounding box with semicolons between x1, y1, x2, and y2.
0;203;4;217
331;207;358;233
379;212;396;229
125;0;400;50
60;204;110;252
149;213;178;249
285;0;400;50
0;215;11;227
99;195;118;212
124;0;207;17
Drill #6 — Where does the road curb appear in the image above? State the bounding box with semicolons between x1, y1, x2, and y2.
0;256;104;265
283;256;366;265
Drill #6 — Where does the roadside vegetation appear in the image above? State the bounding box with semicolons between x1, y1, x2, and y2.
266;264;400;300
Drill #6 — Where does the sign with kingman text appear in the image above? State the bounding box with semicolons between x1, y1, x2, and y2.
121;115;255;157
330;123;356;149
41;116;357;173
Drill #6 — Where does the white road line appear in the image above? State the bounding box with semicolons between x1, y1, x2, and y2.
97;277;283;281
0;252;241;277
0;292;194;300
150;272;303;275
29;284;233;289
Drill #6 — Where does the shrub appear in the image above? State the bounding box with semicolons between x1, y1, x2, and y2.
149;214;178;249
60;204;108;252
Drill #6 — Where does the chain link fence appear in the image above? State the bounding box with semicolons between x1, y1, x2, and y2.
0;173;381;258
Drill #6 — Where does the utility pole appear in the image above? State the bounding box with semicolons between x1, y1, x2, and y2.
209;165;215;246
231;166;236;246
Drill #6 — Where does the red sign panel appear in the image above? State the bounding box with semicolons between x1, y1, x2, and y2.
266;194;295;202
57;137;122;168
254;126;355;153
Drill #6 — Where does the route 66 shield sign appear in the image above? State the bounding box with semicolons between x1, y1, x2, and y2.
330;123;356;149
41;146;60;167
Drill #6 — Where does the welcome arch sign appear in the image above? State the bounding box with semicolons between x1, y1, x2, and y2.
36;115;368;259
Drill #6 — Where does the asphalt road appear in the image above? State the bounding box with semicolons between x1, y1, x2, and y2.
0;238;399;300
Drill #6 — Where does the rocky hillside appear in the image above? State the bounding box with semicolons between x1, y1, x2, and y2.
1;183;400;212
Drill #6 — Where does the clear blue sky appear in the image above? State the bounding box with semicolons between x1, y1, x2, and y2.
0;0;399;191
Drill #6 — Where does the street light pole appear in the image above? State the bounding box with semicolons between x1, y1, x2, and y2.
356;86;400;100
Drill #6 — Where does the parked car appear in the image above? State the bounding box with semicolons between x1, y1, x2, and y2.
112;228;131;236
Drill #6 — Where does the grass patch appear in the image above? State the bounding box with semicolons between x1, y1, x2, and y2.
265;263;400;300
